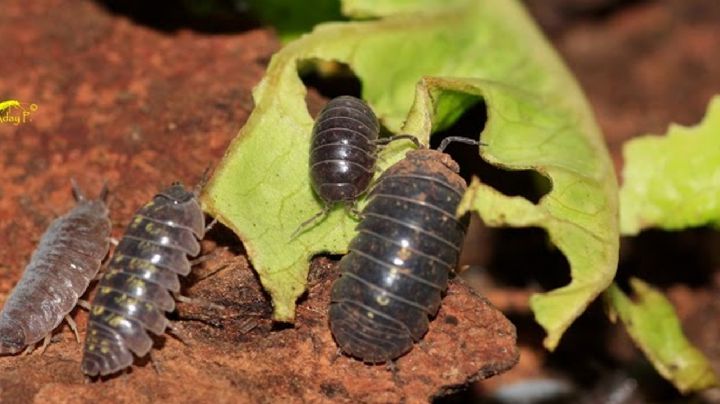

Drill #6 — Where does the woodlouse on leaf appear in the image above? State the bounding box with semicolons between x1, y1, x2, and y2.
329;136;479;363
293;95;419;238
0;181;111;355
81;182;206;377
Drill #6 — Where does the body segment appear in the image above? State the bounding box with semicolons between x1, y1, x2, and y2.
329;149;469;362
82;183;204;377
0;185;111;354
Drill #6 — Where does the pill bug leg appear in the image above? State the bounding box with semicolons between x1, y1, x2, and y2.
64;314;80;343
164;322;190;345
39;334;52;354
174;294;226;311
343;203;363;221
290;203;332;239
386;360;404;387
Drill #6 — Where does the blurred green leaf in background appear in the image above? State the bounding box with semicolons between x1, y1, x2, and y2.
605;278;719;393
605;95;720;393
620;95;720;235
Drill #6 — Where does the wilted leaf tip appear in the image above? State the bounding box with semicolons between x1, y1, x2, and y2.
604;278;720;393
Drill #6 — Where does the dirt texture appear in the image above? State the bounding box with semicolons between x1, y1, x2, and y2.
0;0;518;402
0;250;518;403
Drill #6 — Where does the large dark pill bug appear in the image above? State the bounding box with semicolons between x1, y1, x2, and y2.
329;143;473;363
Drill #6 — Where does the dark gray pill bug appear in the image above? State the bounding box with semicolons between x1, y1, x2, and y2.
329;137;479;363
81;182;205;377
0;182;111;355
293;96;420;237
310;95;380;205
291;96;380;237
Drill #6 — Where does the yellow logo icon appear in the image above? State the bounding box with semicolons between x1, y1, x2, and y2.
0;99;38;125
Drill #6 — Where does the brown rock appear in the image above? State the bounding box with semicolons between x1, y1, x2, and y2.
0;251;518;403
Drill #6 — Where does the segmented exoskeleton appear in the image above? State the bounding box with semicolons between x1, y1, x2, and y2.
81;183;205;377
310;96;380;205
293;96;419;237
329;137;478;363
0;183;111;355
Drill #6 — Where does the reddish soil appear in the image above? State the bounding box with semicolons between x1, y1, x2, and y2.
0;0;518;402
1;0;719;402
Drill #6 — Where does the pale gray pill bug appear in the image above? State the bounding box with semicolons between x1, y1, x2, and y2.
292;95;420;239
0;181;112;355
329;136;481;363
81;181;207;377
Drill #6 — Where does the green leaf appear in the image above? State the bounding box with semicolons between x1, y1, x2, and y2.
342;0;470;19
457;85;619;350
202;0;618;338
605;279;719;393
620;95;720;235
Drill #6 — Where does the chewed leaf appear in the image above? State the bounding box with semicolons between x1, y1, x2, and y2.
604;279;719;393
456;84;618;350
620;95;720;235
202;0;618;333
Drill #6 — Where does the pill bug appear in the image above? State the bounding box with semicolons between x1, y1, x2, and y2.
81;182;205;377
329;136;479;363
0;182;111;355
293;95;418;237
310;95;379;203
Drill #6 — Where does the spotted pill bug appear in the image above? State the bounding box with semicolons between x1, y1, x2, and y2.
0;182;111;355
293;95;418;237
81;182;205;377
329;137;479;363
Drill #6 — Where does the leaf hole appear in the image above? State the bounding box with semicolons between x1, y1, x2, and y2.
429;100;552;205
201;216;247;257
461;226;571;290
300;59;363;118
433;97;563;289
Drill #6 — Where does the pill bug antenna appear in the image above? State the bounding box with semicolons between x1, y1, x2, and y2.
289;204;331;241
436;136;484;153
194;165;214;197
99;180;110;203
70;178;86;202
